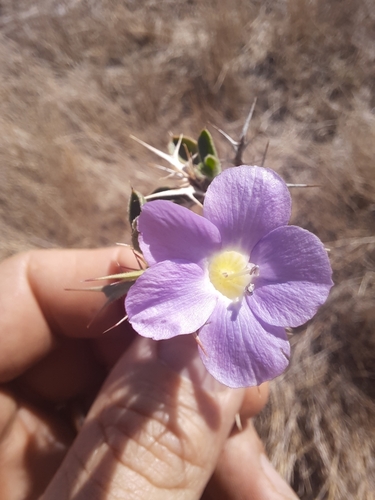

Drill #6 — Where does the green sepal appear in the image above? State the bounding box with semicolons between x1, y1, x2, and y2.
85;269;145;282
168;135;199;163
68;269;144;304
89;268;144;302
128;189;146;226
101;265;145;305
102;280;136;302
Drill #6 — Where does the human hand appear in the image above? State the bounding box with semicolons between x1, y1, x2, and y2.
0;247;298;499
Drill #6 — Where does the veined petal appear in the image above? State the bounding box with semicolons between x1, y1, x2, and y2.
138;200;221;266
125;260;218;339
249;225;333;327
198;299;290;388
203;166;291;254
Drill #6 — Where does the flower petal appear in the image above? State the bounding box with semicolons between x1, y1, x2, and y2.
138;200;221;266
198;299;290;388
248;225;333;327
203;166;291;254
125;260;218;339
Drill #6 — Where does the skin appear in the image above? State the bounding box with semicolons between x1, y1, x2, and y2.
0;247;298;499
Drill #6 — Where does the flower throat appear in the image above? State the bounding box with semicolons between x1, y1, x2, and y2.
208;250;258;300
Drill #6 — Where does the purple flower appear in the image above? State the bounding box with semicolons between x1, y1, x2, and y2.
125;166;333;388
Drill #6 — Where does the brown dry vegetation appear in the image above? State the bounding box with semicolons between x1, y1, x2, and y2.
0;0;375;498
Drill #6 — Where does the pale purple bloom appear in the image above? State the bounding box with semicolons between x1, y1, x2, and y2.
125;166;333;388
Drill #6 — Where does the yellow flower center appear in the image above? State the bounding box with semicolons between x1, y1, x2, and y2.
208;250;254;300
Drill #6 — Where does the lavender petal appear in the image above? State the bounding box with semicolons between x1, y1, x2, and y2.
138;200;221;266
198;298;290;388
249;225;333;327
125;260;218;339
203;166;291;254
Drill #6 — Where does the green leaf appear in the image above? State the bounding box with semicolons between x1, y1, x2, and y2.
197;129;218;162
199;154;221;179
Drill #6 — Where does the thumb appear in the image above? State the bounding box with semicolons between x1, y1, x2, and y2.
42;335;245;500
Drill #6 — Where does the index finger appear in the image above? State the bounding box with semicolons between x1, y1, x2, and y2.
0;247;138;382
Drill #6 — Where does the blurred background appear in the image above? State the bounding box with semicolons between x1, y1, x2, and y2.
0;0;374;498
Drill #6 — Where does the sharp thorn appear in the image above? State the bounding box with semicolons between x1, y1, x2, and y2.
260;139;270;168
211;124;239;150
102;315;129;334
286;183;320;188
194;333;208;356
240;97;257;141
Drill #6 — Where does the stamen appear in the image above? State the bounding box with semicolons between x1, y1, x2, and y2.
224;268;254;279
208;250;259;300
250;265;260;276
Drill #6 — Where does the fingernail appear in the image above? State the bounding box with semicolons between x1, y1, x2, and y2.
158;335;225;393
260;454;299;499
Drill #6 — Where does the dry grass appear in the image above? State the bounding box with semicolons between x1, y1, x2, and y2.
1;0;375;498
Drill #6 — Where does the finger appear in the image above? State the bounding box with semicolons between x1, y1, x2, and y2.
0;388;74;500
239;382;269;420
43;335;245;500
0;247;137;382
15;337;106;403
204;421;299;500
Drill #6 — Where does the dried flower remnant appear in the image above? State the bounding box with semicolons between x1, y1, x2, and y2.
125;166;333;388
